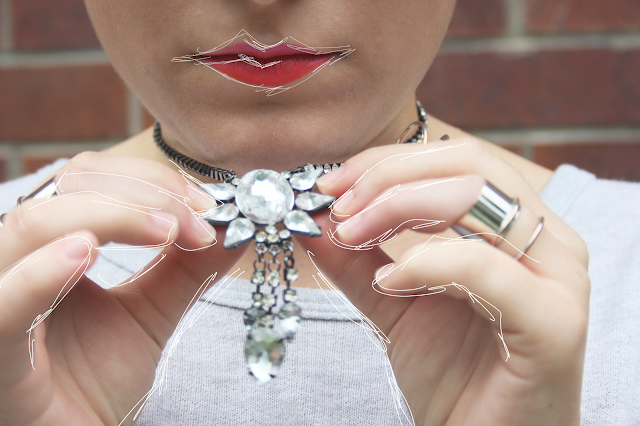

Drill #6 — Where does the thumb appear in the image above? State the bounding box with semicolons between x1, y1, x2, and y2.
293;211;412;335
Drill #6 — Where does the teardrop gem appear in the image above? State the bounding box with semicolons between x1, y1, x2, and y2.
295;192;335;213
201;203;239;225
199;182;237;201
224;218;256;250
289;168;324;191
245;327;285;385
284;210;322;237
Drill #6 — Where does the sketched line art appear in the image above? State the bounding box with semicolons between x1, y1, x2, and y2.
306;251;415;426
172;29;355;96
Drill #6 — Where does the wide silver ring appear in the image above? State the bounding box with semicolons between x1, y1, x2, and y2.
17;176;58;205
1;176;58;230
452;181;546;261
452;181;520;246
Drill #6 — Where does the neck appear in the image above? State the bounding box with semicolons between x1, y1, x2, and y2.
104;113;555;290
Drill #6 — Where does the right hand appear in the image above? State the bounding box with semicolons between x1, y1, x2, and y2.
0;152;246;426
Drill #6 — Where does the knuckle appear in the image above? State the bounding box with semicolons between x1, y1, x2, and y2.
462;137;488;161
65;151;100;171
557;301;589;355
569;233;590;268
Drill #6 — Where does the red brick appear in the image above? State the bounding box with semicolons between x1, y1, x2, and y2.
0;65;128;141
534;142;640;182
527;0;640;33
447;0;505;38
502;145;523;156
13;0;100;50
22;156;59;175
0;157;7;183
418;49;640;129
21;153;75;175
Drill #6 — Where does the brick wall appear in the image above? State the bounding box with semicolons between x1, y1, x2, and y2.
419;0;640;182
1;0;639;183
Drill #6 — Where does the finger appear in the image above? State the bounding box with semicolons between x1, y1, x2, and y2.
0;193;213;270
55;151;217;213
293;211;413;335
108;225;247;349
333;174;582;284
374;239;589;354
317;138;588;268
0;233;97;347
334;174;484;240
55;156;220;249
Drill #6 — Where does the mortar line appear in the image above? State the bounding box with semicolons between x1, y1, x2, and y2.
0;0;13;51
505;0;526;37
0;50;109;68
472;127;640;146
441;32;640;53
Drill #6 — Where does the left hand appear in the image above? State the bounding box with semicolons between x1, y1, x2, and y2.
294;136;590;426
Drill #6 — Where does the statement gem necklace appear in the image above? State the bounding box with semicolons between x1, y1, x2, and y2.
153;101;427;384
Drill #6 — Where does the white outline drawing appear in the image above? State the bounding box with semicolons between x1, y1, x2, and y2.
172;29;355;96
0;143;540;425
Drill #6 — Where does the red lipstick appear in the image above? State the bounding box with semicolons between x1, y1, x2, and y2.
172;30;355;95
193;43;334;87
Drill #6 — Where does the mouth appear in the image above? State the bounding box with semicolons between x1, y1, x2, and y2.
173;30;354;95
194;45;336;87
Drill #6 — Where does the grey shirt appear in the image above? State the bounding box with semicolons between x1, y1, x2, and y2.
1;161;639;425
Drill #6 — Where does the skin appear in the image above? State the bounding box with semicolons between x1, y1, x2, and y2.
0;0;588;425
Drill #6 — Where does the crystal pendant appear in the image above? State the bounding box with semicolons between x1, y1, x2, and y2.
224;218;256;250
295;192;336;213
251;271;265;285
262;293;276;309
279;302;302;339
257;313;276;328
244;306;266;331
289;168;324;191
284;210;322;237
245;327;285;385
199;182;237;201
235;169;294;225
283;288;297;302
285;268;299;282
278;229;291;240
202;203;239;225
266;270;280;287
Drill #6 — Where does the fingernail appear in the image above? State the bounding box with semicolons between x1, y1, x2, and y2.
336;215;361;240
333;191;355;215
152;212;176;233
63;237;89;260
374;263;395;280
316;167;343;190
192;214;216;244
187;185;219;210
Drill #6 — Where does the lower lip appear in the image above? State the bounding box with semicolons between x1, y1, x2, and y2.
200;54;334;87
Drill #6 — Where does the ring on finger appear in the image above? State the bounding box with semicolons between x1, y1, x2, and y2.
1;176;59;230
452;180;544;261
17;176;58;205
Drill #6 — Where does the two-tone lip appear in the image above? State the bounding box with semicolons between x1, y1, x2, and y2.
173;30;355;96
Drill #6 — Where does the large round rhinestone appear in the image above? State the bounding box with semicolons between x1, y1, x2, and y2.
235;169;295;225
